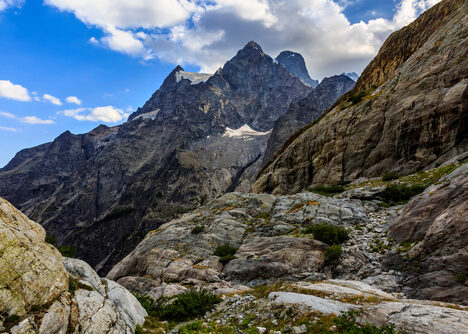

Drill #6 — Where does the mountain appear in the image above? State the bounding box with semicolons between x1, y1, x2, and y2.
343;72;359;81
253;0;467;194
276;51;319;88
0;41;311;274
262;74;355;165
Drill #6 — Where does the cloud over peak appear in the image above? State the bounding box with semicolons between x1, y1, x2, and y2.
44;0;442;78
59;106;128;123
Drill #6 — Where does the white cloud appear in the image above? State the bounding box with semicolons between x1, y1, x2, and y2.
0;110;55;125
0;111;16;119
0;0;24;11
44;0;442;78
0;126;18;132
43;93;62;105
66;96;82;105
21;116;55;124
59;106;127;123
0;80;31;101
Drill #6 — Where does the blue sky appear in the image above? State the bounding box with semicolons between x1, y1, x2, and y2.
0;0;439;167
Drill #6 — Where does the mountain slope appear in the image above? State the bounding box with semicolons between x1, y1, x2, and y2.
0;42;311;274
253;0;468;194
263;75;355;165
276;51;319;87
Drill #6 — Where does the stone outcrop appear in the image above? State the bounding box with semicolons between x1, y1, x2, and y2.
0;197;146;333
0;42;311;274
387;163;468;304
254;0;468;194
263;75;355;165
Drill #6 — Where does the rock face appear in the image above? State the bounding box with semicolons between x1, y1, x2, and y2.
263;75;355;165
107;191;372;294
254;0;468;194
0;196;146;333
275;51;319;88
387;163;468;304
0;41;311;274
0;196;68;317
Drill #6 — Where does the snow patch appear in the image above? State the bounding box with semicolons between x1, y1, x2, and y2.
133;109;159;121
176;71;212;85
222;124;271;138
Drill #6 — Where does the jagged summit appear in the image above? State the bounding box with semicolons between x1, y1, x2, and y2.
276;51;319;88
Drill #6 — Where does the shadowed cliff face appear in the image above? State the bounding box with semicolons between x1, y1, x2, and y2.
276;51;319;88
262;75;355;165
254;0;468;195
0;42;311;275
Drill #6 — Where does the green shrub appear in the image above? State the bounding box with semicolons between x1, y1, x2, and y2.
382;172;399;181
333;310;398;333
214;244;238;265
304;223;349;245
134;324;144;334
191;225;204;234
45;234;57;245
348;91;368;105
68;276;78;293
325;245;342;264
5;314;20;326
381;184;426;205
58;244;76;258
135;290;221;322
309;184;346;196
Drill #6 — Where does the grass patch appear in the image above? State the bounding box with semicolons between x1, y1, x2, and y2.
134;290;221;322
45;233;57;245
309;184;346;196
304;223;349;245
214;244;238;265
455;273;466;284
382;172;399;181
191;225;205;234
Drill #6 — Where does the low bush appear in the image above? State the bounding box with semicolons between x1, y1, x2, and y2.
45;233;57;245
304;223;349;245
58;244;76;258
309;184;346;196
348;91;368;105
134;290;221;322
214;244;238;265
334;310;398;333
325;244;342;264
382;172;399;181
381;184;426;205
191;225;204;234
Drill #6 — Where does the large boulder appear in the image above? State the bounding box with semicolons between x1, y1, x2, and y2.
387;164;468;304
0;197;68;316
0;197;146;333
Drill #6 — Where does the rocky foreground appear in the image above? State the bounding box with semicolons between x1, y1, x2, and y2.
103;163;468;333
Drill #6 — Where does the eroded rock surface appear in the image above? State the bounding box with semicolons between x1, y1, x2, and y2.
0;197;146;333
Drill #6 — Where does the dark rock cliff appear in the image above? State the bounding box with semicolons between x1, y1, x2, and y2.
276;51;319;88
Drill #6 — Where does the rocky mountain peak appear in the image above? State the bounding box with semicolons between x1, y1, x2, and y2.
276;50;319;88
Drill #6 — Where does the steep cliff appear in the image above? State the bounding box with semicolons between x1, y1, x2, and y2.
254;0;468;194
263;75;355;165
